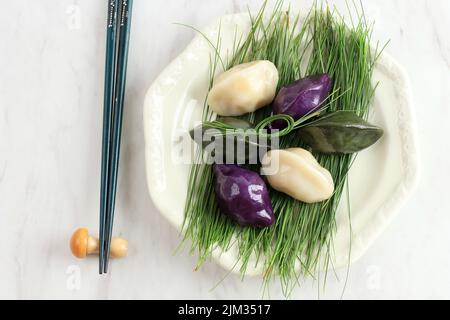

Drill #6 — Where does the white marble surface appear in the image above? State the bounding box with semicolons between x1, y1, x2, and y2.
0;0;448;300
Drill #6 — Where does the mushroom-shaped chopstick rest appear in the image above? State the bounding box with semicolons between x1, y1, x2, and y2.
70;228;128;259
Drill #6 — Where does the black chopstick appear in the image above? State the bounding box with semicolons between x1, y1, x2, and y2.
98;0;134;274
99;0;119;274
102;0;134;273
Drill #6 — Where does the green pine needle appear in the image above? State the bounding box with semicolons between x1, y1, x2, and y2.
181;0;384;297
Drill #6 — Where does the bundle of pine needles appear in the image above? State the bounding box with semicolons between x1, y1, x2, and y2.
182;0;384;296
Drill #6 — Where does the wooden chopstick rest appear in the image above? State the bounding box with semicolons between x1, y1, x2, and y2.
70;228;128;259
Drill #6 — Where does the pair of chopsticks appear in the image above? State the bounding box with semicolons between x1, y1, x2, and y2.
99;0;133;274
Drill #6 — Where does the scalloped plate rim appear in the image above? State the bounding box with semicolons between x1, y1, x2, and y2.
143;13;420;276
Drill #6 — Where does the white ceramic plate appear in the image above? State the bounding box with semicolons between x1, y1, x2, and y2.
143;13;420;276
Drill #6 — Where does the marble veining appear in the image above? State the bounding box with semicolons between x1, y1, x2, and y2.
0;0;449;299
